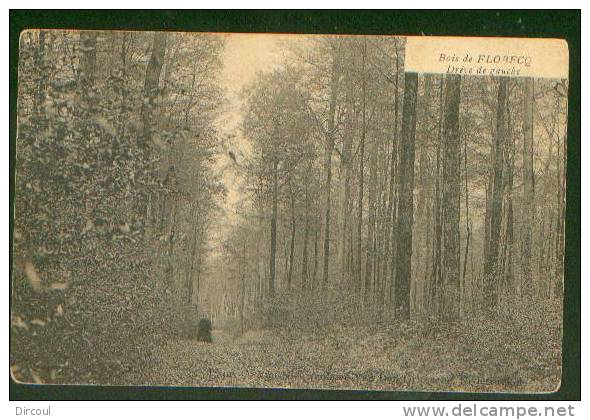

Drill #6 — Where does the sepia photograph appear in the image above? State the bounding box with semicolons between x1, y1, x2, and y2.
10;29;569;393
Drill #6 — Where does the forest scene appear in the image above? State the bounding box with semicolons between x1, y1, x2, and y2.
11;31;567;392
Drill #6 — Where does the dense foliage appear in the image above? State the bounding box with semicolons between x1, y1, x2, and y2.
11;30;225;384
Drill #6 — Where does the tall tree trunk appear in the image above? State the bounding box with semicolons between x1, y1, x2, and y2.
312;225;319;289
302;182;310;289
186;207;200;305
483;171;493;282
269;158;279;297
196;252;202;314
356;40;367;296
165;201;178;300
256;239;264;301
441;75;462;320
143;35;173;295
394;72;418;320
339;80;356;287
288;181;296;289
483;78;507;311
283;224;289;286
521;78;535;300
503;92;515;294
141;32;168;234
240;241;246;335
387;45;401;311
142;32;167;98
365;133;377;304
321;43;340;288
141;32;167;148
555;119;567;298
414;74;433;314
429;77;445;314
462;105;472;313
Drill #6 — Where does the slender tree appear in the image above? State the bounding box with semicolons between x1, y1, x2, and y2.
356;40;367;295
394;72;418;320
269;157;279;297
141;32;168;146
441;74;462;320
301;181;310;289
484;78;507;310
521;78;535;300
321;42;341;288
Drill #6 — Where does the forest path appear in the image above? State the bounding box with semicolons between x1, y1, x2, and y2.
132;327;413;390
126;325;558;392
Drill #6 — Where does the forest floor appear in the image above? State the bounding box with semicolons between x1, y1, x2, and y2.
128;315;561;393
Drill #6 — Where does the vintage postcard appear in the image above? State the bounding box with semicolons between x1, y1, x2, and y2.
11;31;568;392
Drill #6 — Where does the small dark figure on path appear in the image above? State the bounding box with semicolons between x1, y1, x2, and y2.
196;318;212;343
